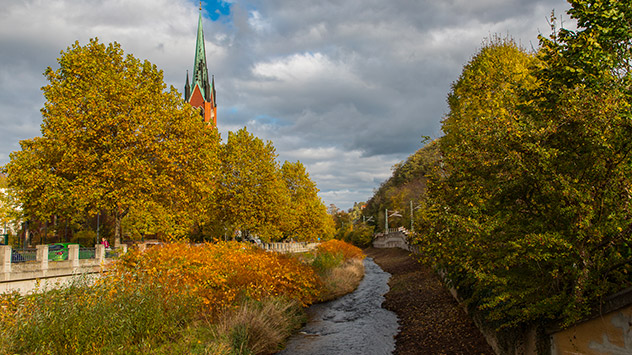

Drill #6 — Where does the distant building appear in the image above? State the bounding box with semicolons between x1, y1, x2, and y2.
184;3;217;126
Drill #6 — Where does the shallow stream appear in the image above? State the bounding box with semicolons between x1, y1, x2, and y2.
277;257;399;355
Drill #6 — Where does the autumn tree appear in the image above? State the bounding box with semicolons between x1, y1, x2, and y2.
422;39;550;327
215;128;288;242
364;141;440;233
3;39;220;242
421;1;632;329
280;161;334;241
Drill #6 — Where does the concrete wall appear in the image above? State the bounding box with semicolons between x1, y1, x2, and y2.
373;231;409;249
0;244;127;294
550;287;632;355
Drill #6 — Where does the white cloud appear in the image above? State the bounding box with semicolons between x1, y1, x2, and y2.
0;0;574;210
248;10;270;33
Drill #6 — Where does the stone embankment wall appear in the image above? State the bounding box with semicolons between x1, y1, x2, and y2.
0;244;127;295
372;231;632;354
373;230;409;249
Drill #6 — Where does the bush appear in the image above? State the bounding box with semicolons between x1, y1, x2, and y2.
0;240;365;353
311;251;344;274
316;239;365;261
113;241;321;313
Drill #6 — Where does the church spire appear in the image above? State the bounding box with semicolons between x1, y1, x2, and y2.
184;70;190;102
184;2;217;127
192;6;210;101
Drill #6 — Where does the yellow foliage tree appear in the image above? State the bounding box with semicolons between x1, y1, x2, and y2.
280;161;334;241
3;38;220;241
215;128;289;242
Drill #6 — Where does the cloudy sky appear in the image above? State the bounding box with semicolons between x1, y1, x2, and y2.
0;0;574;210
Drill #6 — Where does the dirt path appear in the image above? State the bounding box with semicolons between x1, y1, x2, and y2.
364;247;494;355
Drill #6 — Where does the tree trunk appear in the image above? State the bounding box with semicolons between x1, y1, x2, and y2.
114;207;128;247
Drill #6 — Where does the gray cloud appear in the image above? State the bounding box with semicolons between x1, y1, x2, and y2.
0;0;573;209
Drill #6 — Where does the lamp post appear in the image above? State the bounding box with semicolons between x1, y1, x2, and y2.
410;200;421;233
385;209;402;232
410;201;413;232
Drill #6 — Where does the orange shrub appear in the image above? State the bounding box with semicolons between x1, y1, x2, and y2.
111;242;321;315
316;239;365;261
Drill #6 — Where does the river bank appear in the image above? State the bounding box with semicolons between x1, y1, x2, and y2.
364;247;494;355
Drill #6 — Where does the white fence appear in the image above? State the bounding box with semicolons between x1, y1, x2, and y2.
260;242;319;253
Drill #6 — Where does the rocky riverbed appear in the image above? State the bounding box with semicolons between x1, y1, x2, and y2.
277;257;398;355
365;247;494;355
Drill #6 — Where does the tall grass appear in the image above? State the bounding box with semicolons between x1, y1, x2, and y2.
0;275;198;354
318;258;365;302
213;297;306;354
307;239;366;302
311;249;345;274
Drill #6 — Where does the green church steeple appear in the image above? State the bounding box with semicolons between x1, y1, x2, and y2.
184;1;218;126
193;5;210;101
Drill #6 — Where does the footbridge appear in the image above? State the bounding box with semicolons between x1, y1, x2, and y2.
372;228;415;251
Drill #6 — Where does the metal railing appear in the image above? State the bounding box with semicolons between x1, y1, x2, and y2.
12;248;36;263
79;247;96;259
6;244;127;265
105;249;120;259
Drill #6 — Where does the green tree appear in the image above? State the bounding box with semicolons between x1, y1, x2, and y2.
538;1;632;91
280;161;334;242
425;39;566;327
215;128;288;242
331;209;353;241
3;38;220;242
424;4;632;328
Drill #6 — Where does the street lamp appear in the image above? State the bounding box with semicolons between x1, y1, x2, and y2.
410;200;422;233
385;209;402;232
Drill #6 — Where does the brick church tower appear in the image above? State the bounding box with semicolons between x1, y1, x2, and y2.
184;4;217;126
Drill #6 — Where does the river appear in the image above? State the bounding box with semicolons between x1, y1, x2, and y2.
277;257;399;355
